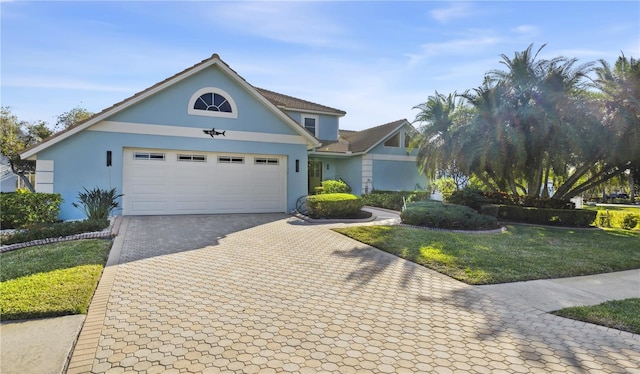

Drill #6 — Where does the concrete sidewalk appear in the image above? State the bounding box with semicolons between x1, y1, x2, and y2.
478;269;640;312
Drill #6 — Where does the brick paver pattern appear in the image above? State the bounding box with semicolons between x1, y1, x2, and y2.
72;214;639;373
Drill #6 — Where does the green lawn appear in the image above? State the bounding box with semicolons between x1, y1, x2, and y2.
0;239;112;321
583;204;640;213
553;298;640;335
334;225;640;285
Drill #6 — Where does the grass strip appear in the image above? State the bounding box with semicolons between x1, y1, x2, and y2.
0;239;111;321
334;225;640;285
553;298;640;335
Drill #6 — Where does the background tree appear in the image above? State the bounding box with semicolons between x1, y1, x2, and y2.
1;107;53;191
55;106;93;130
593;54;640;203
413;45;636;200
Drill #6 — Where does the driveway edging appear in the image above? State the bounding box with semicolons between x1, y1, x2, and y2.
66;217;129;374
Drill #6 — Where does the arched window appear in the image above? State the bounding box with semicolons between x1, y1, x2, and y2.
188;87;238;118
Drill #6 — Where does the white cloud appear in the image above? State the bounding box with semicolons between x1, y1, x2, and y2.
512;25;539;36
204;2;350;48
405;31;502;67
430;2;474;23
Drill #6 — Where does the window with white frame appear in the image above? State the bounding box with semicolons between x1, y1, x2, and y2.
188;87;238;118
302;114;318;136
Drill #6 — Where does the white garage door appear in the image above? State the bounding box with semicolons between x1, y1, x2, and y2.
122;148;287;215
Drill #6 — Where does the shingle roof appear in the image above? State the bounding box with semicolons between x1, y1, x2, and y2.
315;119;408;154
256;88;346;116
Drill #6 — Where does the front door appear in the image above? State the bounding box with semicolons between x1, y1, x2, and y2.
308;160;322;194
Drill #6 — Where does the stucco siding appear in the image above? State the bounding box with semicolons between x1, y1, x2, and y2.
286;112;339;141
39;130;308;220
372;159;427;192
108;66;297;136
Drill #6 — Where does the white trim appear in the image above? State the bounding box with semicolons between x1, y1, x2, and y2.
88;121;308;145
20;55;321;159
301;114;319;138
187;87;238;118
371;154;417;162
362;154;373;193
35;159;54;193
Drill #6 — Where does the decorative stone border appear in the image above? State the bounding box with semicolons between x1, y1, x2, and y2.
0;217;121;253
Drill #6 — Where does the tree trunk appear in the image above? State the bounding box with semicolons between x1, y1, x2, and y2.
16;172;35;192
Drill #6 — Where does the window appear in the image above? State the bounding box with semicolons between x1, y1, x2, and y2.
302;114;318;136
217;156;244;164
194;93;231;112
384;133;400;147
178;154;206;162
188;87;238;118
255;158;279;165
134;152;165;161
404;133;411;148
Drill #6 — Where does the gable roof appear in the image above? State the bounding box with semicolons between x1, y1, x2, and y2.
314;119;411;155
256;88;346;117
21;54;324;159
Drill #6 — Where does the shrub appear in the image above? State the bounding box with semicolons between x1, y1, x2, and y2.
307;193;364;218
447;187;488;212
401;201;499;230
0;191;62;229
622;214;639;230
72;187;123;220
595;210;640;230
481;205;597;227
362;190;430;211
1;219;110;245
321;179;351;194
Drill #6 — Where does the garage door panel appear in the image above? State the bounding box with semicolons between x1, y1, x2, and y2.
123;149;285;215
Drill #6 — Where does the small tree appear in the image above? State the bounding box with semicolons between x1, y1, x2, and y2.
0;107;52;192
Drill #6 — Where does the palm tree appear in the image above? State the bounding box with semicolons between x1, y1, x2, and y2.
593;54;640;203
411;92;460;181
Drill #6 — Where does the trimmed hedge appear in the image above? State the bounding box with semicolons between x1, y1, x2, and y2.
448;188;574;211
401;201;499;230
361;190;430;211
307;193;364;218
481;204;597;227
595;211;640;230
0;219;110;245
0;192;62;229
321;180;351;194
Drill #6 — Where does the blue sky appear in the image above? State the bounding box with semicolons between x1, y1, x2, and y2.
2;1;639;131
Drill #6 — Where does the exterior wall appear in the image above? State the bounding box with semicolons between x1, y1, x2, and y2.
332;156;363;195
366;124;426;192
35;64;311;220
372;158;427;192
109;67;297;136
286;111;339;141
39;130;308;220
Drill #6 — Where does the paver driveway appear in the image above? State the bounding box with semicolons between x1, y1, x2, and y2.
68;214;640;373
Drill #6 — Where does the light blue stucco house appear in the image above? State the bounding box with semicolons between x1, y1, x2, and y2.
21;54;426;220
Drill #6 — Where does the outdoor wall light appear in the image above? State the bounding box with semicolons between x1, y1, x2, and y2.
295;159;299;173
